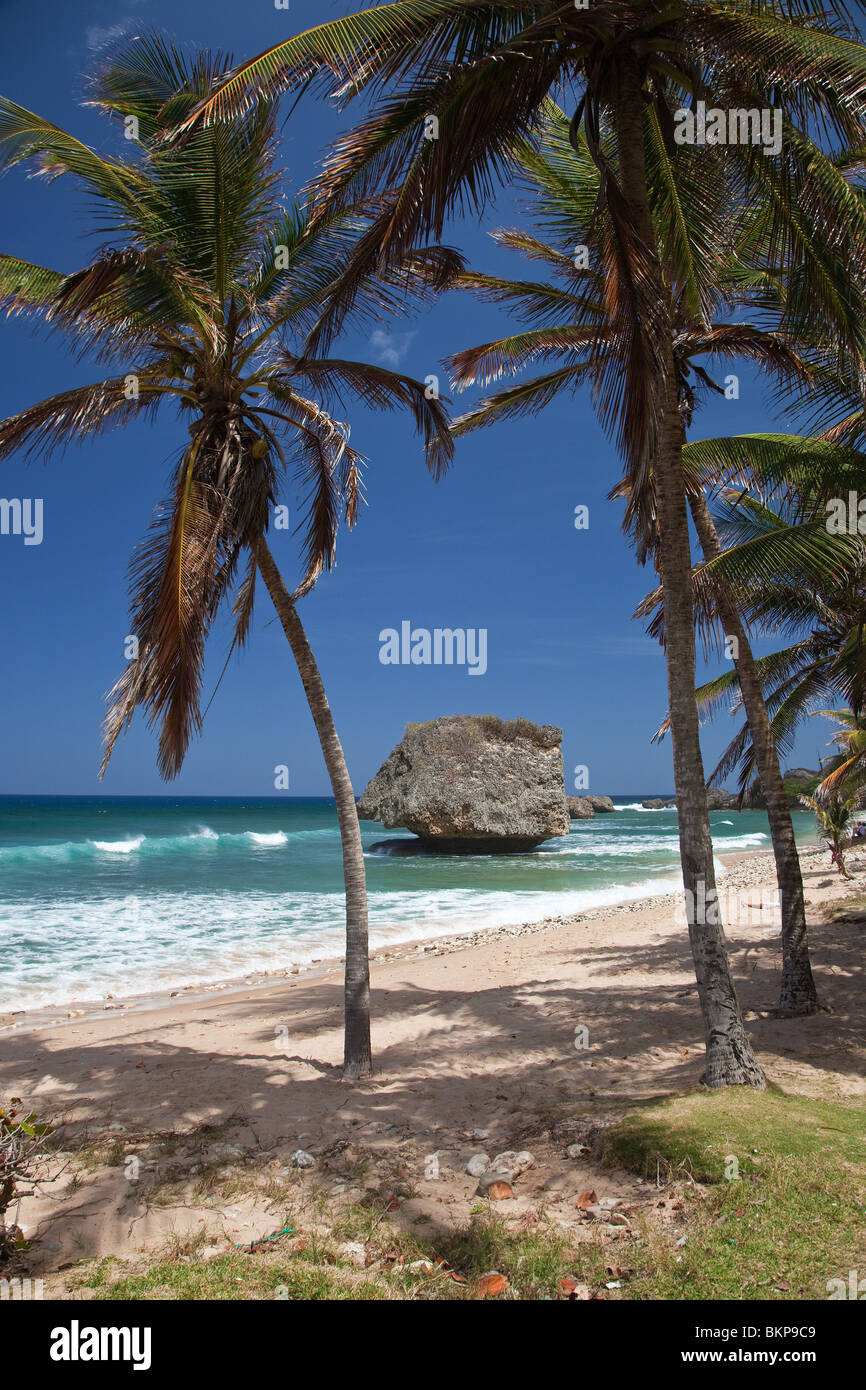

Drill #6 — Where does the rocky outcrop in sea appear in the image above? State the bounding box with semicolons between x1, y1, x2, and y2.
358;715;571;853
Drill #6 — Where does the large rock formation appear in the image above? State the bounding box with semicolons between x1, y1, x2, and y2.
357;715;570;853
567;794;616;819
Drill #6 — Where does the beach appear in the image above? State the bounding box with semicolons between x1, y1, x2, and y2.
4;840;864;1291
0;794;807;1014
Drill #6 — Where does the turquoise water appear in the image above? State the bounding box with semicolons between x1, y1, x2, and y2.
0;795;816;1010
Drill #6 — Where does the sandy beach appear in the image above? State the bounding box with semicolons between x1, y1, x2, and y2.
3;841;865;1292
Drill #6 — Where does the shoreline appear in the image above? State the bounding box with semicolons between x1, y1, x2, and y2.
3;835;863;1286
0;841;829;1038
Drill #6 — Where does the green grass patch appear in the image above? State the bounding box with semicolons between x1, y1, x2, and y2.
89;1252;389;1301
75;1206;595;1301
602;1087;866;1299
436;1213;603;1299
61;1089;866;1300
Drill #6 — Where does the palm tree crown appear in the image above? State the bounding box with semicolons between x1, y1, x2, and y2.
0;34;457;777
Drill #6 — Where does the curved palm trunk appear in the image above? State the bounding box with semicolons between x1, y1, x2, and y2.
254;537;372;1080
613;55;765;1087
688;491;819;1017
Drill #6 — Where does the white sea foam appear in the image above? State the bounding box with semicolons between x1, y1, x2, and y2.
0;799;784;1012
89;836;145;854
613;802;674;812
0;822;768;872
0;826;305;865
0;874;692;1011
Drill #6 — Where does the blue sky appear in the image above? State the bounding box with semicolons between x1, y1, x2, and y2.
0;0;835;796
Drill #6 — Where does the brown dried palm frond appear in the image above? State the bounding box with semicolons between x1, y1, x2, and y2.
102;440;229;779
102;422;277;777
48;249;222;356
673;325;813;388
1;33;459;782
280;354;453;479
290;416;350;598
0;369;172;462
447;325;602;390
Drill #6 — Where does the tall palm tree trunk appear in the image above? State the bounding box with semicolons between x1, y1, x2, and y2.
613;55;765;1087
254;536;372;1080
688;490;819;1016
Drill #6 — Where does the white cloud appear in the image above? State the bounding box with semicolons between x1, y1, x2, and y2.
85;20;133;53
369;329;415;369
593;636;661;657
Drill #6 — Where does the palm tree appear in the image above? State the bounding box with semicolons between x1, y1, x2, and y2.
650;431;866;1012
0;36;457;1080
678;439;866;818
444;101;825;1017
814;708;866;798
685;490;820;1014
801;791;860;877
178;0;866;1087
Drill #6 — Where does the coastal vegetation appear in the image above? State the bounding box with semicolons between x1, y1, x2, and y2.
3;5;865;1086
686;443;866;868
800;792;859;876
179;0;866;1085
0;36;455;1079
24;1082;866;1302
3;2;866;1308
445;102;828;1019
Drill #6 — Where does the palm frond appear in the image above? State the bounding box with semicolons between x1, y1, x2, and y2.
0;370;171;461
0;254;65;317
450;363;595;436
280;356;452;478
448;326;599;390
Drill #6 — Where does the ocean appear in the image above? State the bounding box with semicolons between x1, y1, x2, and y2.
0;795;818;1011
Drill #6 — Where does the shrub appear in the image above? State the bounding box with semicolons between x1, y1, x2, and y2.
0;1099;54;1259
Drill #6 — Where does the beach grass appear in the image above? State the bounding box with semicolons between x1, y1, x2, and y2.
84;1252;391;1301
67;1085;866;1301
601;1087;866;1300
81;1216;585;1301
